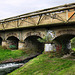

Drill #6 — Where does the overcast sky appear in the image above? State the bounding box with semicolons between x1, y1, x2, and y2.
0;0;75;19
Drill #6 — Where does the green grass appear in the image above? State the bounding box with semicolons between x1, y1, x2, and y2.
8;53;75;75
0;46;28;62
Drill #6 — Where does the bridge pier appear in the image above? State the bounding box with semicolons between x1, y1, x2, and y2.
2;40;7;48
18;41;25;50
44;43;56;52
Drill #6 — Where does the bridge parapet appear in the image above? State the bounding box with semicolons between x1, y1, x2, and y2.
0;3;75;30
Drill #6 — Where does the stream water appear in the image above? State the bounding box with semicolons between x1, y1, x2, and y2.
0;54;39;75
0;62;24;75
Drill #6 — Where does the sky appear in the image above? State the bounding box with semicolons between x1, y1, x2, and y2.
0;0;75;19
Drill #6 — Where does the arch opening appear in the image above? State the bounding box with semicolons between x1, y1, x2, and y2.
0;37;2;46
53;34;75;54
24;35;44;54
7;36;19;50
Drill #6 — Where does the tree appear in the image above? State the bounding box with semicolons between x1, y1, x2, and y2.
37;30;55;43
37;35;53;43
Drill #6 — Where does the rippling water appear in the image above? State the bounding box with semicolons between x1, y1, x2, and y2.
0;63;24;75
0;54;39;75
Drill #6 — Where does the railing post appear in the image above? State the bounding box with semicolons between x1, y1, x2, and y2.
66;10;68;21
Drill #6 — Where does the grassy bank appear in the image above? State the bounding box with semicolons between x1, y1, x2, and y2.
0;46;28;63
8;53;75;75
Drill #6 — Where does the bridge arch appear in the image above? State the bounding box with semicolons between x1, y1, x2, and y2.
24;35;44;53
53;33;75;54
23;31;44;41
5;32;20;41
54;29;75;39
6;36;19;49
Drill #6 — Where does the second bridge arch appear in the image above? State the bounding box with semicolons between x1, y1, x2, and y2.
24;35;44;54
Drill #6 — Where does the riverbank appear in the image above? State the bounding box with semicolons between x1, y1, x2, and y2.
8;53;75;75
1;46;75;75
0;46;39;64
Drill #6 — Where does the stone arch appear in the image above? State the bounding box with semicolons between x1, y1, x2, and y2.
5;32;19;40
6;36;19;49
23;31;44;41
54;29;75;40
53;33;75;54
24;35;44;54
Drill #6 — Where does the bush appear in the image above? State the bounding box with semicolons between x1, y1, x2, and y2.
71;37;75;48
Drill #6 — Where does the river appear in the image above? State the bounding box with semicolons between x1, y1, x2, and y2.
0;54;39;75
0;62;24;75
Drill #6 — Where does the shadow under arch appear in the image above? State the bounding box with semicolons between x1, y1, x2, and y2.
7;36;19;49
0;37;3;45
24;35;44;54
53;34;75;54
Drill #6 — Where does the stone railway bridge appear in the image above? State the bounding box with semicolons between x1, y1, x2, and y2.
0;3;75;53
